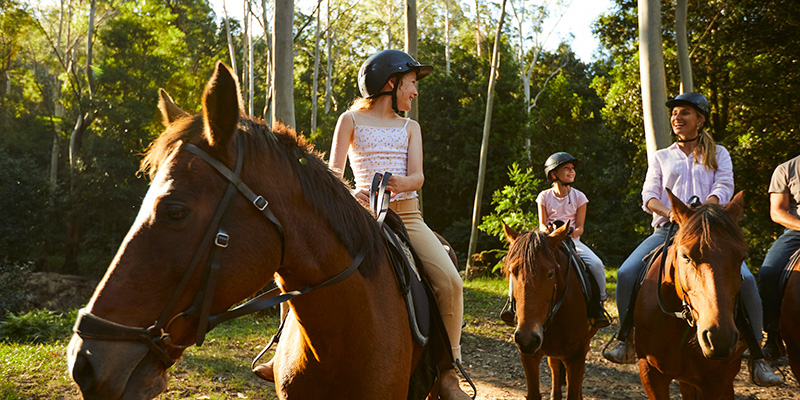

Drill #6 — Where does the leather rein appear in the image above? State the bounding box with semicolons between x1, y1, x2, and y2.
656;222;697;327
73;135;366;367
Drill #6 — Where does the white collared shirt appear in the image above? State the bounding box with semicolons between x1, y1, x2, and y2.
642;143;734;227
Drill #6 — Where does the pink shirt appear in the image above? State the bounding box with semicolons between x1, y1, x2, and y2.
536;187;589;241
347;112;417;202
642;143;734;227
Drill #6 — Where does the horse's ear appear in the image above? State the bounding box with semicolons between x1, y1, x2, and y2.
725;191;745;222
547;220;570;252
202;62;242;148
158;89;188;127
667;188;691;224
502;221;518;244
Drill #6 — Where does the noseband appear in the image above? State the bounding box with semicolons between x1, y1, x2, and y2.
73;134;365;367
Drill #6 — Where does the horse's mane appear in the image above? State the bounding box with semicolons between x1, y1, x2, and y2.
505;230;553;279
139;114;385;276
675;204;747;258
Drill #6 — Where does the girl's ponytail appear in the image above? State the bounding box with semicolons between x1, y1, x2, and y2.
695;129;718;170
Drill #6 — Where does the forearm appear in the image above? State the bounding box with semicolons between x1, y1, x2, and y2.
646;197;672;219
771;209;800;231
389;173;424;193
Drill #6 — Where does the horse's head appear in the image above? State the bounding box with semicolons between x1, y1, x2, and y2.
666;189;747;359
66;62;380;400
503;221;571;354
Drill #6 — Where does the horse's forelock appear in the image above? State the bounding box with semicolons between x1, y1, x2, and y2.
507;230;552;280
677;205;747;257
140;115;204;179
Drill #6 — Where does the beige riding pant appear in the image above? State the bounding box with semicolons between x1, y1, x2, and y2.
389;198;464;362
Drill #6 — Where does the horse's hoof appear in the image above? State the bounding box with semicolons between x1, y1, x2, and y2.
602;341;636;364
253;361;275;382
749;358;783;387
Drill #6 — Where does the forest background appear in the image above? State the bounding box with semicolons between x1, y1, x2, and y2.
1;0;799;285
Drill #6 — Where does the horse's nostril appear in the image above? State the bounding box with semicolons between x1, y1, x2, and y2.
514;330;542;354
71;351;96;392
702;329;713;349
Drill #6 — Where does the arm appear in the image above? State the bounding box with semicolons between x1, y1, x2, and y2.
538;201;550;232
386;120;424;195
572;203;586;238
770;192;800;231
329;112;369;204
328;112;354;179
641;152;664;214
708;146;734;204
646;197;676;223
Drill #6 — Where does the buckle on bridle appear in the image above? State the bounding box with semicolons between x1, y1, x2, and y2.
215;232;230;248
253;196;268;211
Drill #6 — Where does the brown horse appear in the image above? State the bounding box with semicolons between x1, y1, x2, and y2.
66;63;451;399
781;250;800;382
503;222;600;400
634;190;748;399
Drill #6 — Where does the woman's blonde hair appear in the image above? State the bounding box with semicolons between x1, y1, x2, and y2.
694;126;718;170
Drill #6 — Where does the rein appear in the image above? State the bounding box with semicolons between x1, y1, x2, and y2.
542;242;573;331
656;223;696;326
74;135;366;367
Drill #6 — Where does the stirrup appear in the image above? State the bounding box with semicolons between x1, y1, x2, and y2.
453;359;477;400
499;298;516;327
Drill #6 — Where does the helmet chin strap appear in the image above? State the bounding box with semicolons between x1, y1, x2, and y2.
372;82;401;114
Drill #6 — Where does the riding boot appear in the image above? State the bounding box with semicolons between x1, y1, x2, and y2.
438;366;472;400
499;297;516;327
602;337;636;364
589;299;610;329
252;358;275;382
762;330;786;361
748;357;783;387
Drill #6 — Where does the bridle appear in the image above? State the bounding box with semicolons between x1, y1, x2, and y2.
73;134;366;367
656;223;697;327
536;241;572;332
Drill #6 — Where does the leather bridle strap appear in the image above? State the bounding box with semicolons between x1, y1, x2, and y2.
656;222;695;325
543;243;572;331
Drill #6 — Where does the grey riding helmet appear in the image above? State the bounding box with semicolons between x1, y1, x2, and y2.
665;92;710;119
544;152;578;182
358;49;433;99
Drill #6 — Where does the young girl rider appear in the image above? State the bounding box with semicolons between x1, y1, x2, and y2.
602;92;782;387
500;153;610;328
328;49;472;400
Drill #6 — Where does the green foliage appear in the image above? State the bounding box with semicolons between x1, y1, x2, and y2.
0;309;76;344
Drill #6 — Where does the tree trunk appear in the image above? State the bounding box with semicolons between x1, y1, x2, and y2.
474;0;482;57
261;0;272;118
223;0;238;76
311;2;321;133
324;0;333;113
272;0;295;127
444;0;450;75
466;0;507;279
675;0;693;93
638;0;670;159
405;0;417;121
247;0;254;116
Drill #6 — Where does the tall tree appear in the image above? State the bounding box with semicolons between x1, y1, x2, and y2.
466;0;508;278
311;0;321;133
272;0;295;127
405;0;418;120
222;0;238;76
638;0;670;158
675;0;692;92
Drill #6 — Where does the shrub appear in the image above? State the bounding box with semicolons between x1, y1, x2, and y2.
0;309;76;344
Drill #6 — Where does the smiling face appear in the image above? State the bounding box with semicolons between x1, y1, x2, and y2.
670;105;705;139
552;163;576;184
392;72;419;112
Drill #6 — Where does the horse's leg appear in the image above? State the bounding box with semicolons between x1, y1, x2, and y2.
787;336;800;382
546;357;563;400
521;352;544;400
638;358;671;400
562;356;586;400
678;382;697;400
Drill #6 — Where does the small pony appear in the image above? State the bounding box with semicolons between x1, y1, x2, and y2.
66;62;462;400
503;221;600;400
634;190;748;399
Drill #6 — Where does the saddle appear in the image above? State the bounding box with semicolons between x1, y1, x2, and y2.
779;247;800;297
548;221;602;318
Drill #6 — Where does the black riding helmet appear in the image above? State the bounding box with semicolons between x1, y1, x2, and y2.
358;50;433;112
665;92;710;119
544;152;578;183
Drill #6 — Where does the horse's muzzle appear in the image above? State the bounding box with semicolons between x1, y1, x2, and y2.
699;327;739;359
514;329;543;354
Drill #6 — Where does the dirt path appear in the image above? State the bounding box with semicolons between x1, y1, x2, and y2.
458;322;799;400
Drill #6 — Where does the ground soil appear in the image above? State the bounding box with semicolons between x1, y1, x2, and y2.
459;319;799;399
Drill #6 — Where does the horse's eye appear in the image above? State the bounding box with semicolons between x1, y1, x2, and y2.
681;254;691;263
547;270;555;279
165;204;189;221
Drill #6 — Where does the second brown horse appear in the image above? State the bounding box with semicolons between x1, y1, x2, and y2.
503;222;599;400
634;190;748;399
